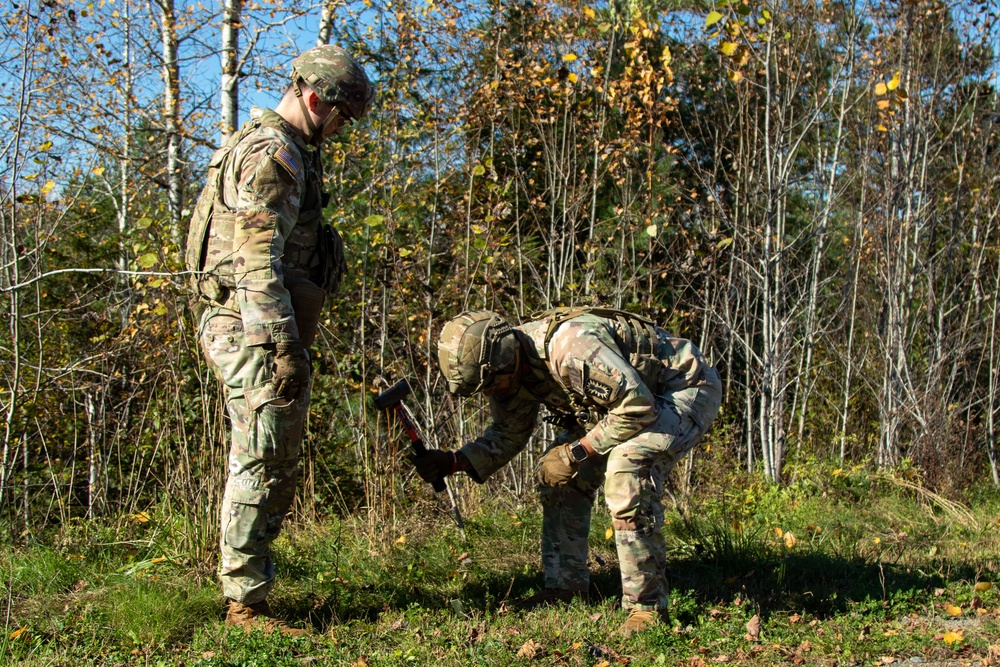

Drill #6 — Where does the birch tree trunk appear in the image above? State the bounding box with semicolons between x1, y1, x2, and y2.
221;0;242;143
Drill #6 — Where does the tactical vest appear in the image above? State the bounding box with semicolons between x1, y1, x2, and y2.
533;306;666;393
184;112;347;311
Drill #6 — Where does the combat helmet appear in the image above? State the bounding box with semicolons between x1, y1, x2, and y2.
438;311;520;396
291;45;374;142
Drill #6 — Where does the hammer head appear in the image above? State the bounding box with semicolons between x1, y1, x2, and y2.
374;379;412;410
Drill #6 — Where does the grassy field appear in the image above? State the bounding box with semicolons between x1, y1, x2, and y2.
3;464;1000;666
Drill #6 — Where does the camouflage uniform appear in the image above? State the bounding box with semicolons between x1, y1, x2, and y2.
455;311;722;613
187;46;371;605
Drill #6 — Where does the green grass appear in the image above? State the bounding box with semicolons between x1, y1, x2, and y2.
2;466;1000;666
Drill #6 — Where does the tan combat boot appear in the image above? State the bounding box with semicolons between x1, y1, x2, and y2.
226;599;309;637
616;608;660;637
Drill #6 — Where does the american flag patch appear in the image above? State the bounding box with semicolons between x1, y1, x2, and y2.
272;145;300;176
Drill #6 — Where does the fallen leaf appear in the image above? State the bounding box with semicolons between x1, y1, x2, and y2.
517;639;544;659
396;535;406;545
713;655;730;663
944;603;962;616
745;615;761;640
605;527;614;540
942;631;962;645
784;531;797;548
975;582;993;593
797;641;811;653
588;612;603;622
352;657;370;667
201;651;216;659
879;657;896;665
9;627;26;640
789;613;801;624
934;588;946;597
858;624;871;640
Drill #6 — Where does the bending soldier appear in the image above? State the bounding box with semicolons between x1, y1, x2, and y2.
417;309;722;636
185;45;374;635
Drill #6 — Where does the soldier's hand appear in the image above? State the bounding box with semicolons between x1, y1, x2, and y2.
536;443;579;486
272;341;311;401
412;450;457;484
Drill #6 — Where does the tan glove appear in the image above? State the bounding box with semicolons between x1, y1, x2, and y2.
536;443;579;487
272;341;310;401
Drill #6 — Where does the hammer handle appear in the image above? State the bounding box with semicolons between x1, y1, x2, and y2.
393;405;446;493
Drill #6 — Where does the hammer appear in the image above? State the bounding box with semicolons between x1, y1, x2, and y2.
373;379;444;492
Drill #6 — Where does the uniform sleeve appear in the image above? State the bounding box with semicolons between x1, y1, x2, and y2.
549;322;658;454
231;139;305;346
458;393;540;481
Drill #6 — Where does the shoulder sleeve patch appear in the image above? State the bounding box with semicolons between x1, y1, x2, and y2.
272;144;301;177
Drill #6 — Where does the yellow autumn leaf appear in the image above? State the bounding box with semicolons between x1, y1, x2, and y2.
396;534;406;545
727;71;743;83
605;527;614;540
721;42;738;56
9;627;26;640
706;11;725;27
583;6;595;19
563;53;578;62
874;82;887;95
151;556;166;564
974;582;992;593
877;124;888;132
133;511;150;523
784;531;797;549
41;180;55;195
93;166;106;176
887;73;900;91
567;72;578;84
877;100;891;110
944;603;962;616
773;527;784;538
646;224;657;237
942;631;962;645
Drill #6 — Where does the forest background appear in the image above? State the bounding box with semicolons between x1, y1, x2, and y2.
1;0;999;553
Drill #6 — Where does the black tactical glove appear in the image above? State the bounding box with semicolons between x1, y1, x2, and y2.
536;443;579;486
271;341;311;402
412;449;458;484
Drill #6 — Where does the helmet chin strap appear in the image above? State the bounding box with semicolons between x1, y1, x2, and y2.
293;80;336;146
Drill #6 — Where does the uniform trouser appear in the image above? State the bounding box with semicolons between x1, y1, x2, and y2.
199;307;309;605
539;368;722;612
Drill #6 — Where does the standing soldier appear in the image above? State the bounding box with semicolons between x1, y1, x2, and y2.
416;309;722;636
185;45;374;635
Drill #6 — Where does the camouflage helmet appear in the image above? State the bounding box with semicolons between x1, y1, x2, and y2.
291;45;374;122
438;311;520;396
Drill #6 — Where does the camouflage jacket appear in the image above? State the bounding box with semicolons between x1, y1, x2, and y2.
188;107;344;347
459;312;711;481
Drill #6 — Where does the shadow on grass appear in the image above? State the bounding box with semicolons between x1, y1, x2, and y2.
275;513;978;633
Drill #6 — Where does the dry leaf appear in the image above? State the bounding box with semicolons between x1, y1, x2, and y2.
605;527;614;540
713;655;730;663
879;657;896;665
784;531;797;549
395;534;406;545
352;657;371;667
788;613;801;624
944;603;962;616
517;639;544;659
745;614;761;640
942;631;962;645
975;582;993;593
875;82;888;95
858;624;871;640
9;627;26;640
934;588;946;597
